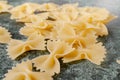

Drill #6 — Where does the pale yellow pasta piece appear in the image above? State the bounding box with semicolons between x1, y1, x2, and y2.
63;42;106;65
4;61;53;80
7;33;46;59
32;40;74;75
0;1;12;13
57;24;97;48
0;26;11;43
79;7;116;23
79;22;108;36
20;21;53;37
61;3;79;20
49;4;79;22
70;21;108;36
10;3;41;20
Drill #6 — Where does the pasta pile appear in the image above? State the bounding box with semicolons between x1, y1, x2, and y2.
0;1;116;80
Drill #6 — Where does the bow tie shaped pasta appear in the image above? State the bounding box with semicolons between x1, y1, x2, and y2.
0;26;11;43
56;25;106;64
7;33;46;59
10;3;41;21
79;7;116;23
57;24;97;47
20;20;53;38
32;40;74;75
4;61;53;80
63;42;106;65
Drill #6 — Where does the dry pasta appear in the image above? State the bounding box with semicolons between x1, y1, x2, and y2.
0;26;11;43
20;20;53;37
0;2;117;80
63;42;106;65
32;40;74;75
7;33;46;59
4;61;53;80
10;3;41;21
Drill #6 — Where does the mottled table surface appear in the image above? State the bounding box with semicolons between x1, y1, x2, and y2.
0;0;120;80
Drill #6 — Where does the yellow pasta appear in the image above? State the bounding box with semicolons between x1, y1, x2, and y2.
32;40;74;75
20;20;53;37
79;7;110;22
0;2;117;80
7;33;46;59
63;42;106;65
57;24;97;46
0;1;12;13
10;3;41;20
0;26;11;43
4;61;53;80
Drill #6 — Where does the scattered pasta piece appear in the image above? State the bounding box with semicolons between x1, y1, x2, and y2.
0;26;11;43
4;61;53;80
79;7;111;22
0;1;12;13
57;24;97;47
20;20;53;37
63;42;106;65
10;3;41;21
7;33;46;59
32;40;74;75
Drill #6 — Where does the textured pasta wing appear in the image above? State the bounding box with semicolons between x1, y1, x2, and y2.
0;26;11;43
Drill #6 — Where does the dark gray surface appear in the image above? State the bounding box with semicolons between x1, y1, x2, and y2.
0;0;120;80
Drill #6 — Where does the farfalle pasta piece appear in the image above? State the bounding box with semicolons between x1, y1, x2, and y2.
0;26;11;43
10;3;41;20
79;7;116;23
63;42;106;65
20;20;53;37
49;4;78;22
70;21;108;36
7;33;46;59
4;61;53;80
32;40;74;75
57;24;97;47
0;1;12;13
78;22;108;36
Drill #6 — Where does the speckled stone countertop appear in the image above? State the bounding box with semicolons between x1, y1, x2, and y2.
0;0;120;80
